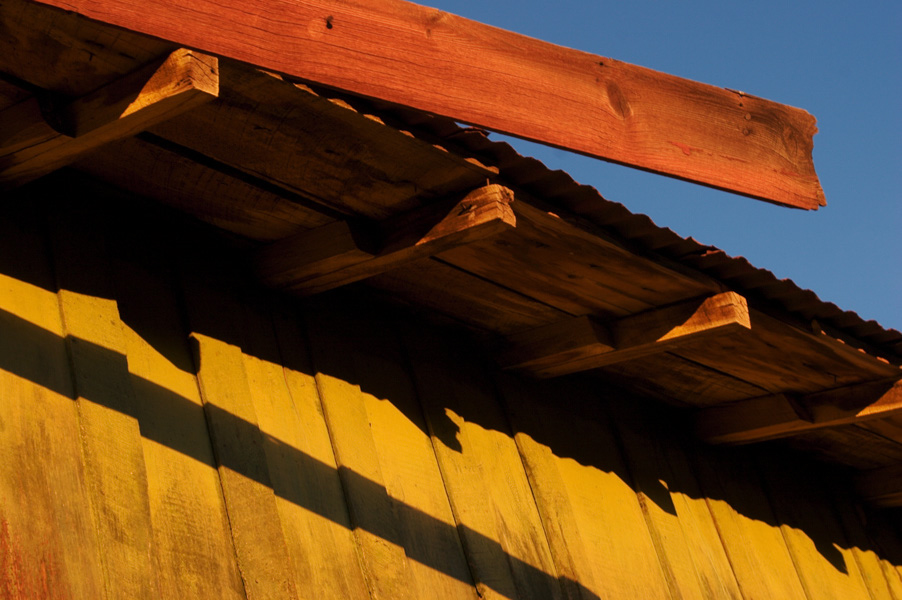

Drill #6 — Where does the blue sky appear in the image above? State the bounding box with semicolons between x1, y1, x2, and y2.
426;0;901;332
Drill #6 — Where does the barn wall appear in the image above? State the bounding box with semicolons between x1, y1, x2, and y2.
1;173;900;599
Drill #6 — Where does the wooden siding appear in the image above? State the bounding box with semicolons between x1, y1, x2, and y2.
1;173;899;599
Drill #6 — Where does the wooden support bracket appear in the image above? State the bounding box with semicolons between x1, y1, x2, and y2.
256;184;517;296
0;48;218;188
501;291;750;378
695;377;902;445
854;463;902;508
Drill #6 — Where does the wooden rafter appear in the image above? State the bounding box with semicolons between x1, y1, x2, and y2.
501;292;751;378
30;0;824;209
695;377;902;444
0;48;218;188
256;184;517;295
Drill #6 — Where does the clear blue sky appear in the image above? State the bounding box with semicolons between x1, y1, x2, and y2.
427;0;901;332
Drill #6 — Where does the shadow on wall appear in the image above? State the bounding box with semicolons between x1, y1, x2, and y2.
1;173;900;599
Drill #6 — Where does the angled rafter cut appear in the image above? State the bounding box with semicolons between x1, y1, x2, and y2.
256;184;517;296
695;377;902;445
32;0;824;209
501;292;751;378
0;47;218;188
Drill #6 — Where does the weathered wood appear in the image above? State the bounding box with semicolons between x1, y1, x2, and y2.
403;327;566;600
148;61;496;219
696;378;902;444
33;0;825;208
110;249;246;600
0;197;105;600
75;135;333;241
49;202;161;600
673;309;901;396
854;464;902;508
368;258;571;336
833;493;902;599
497;376;673;599
182;278;299;600
306;303;476;599
596;351;770;407
0;48;218;188
606;394;743;599
0;0;172;96
502;292;750;377
758;454;873;600
438;199;720;318
690;447;809;599
259;184;516;294
239;300;371;598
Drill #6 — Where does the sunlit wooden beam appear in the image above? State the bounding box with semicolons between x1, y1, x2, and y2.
256;184;516;295
501;292;750;378
32;0;824;208
0;48;218;188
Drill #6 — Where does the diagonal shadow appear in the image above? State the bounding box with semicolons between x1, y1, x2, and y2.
0;306;599;600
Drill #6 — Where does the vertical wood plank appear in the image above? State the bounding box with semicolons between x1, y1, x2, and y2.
181;276;298;600
690;446;809;599
49;201;161;600
239;298;371;598
606;395;742;600
496;375;673;600
403;329;567;600
834;495;902;600
0;196;105;600
306;301;476;600
110;249;246;600
757;453;874;600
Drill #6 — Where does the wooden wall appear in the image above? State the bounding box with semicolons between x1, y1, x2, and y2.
1;172;900;599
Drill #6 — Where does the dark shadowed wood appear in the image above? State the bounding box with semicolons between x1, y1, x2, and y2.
147;62;497;219
855;464;902;508
502;292;750;377
32;0;825;208
0;48;218;188
696;378;902;444
438;200;720;318
258;185;516;294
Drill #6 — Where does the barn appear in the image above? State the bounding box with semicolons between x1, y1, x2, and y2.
1;0;901;598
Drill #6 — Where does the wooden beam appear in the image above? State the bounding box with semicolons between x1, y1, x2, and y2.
256;184;517;295
854;464;902;508
0;48;217;188
695;377;902;444
501;292;751;378
31;0;824;209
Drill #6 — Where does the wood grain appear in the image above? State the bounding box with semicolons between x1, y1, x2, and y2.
260;184;516;294
403;327;565;600
32;0;825;208
148;61;495;219
110;249;246;600
0;197;105;600
696;378;902;444
498;376;673;599
306;303;476;599
182;278;299;600
49;202;161;600
1;48;218;188
438;200;719;318
502;292;750;377
240;300;371;598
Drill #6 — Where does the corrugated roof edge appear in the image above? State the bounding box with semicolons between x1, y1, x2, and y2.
308;85;902;362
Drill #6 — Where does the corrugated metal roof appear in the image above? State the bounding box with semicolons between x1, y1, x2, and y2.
353;97;902;361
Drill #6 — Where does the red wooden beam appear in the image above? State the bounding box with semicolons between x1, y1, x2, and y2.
29;0;825;209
